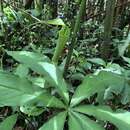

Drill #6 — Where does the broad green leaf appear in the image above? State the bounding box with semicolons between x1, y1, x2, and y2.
24;91;66;108
7;51;50;63
122;56;130;64
71;73;84;81
87;58;106;66
20;105;44;116
0;71;37;106
39;111;67;130
100;64;130;104
71;71;125;106
7;51;69;104
121;83;130;104
45;18;65;26
15;64;29;78
69;111;104;130
118;33;130;56
0;71;34;93
0;114;17;130
74;105;130;130
104;63;124;74
0;71;65;108
52;26;70;64
29;77;45;88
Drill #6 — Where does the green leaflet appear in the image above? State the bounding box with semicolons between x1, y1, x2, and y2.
52;26;70;64
0;71;65;108
122;56;130;64
121;83;130;104
87;58;106;66
69;111;104;130
0;70;35;94
118;33;130;56
0;70;39;106
7;51;69;104
71;71;125;106
15;64;29;78
74;105;130;130
7;51;50;63
20;105;44;116
45;18;65;26
29;77;45;88
39;111;67;130
0;114;17;130
24;91;66;108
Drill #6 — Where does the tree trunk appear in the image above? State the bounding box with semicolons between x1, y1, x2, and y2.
100;0;116;59
47;0;58;19
24;0;34;9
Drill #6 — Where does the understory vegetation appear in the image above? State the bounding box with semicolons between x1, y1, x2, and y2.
0;0;130;130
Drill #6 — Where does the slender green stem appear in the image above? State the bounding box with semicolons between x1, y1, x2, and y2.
63;0;86;77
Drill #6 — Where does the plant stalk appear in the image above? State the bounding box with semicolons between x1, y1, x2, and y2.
63;0;86;77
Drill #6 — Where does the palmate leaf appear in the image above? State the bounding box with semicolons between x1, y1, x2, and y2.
7;51;69;104
0;71;65;108
71;71;125;106
0;114;17;130
39;111;67;130
74;105;130;130
69;111;104;130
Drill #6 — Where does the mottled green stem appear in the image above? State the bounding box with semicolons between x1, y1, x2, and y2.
63;0;86;77
52;26;70;65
